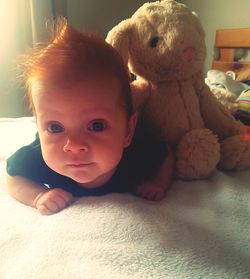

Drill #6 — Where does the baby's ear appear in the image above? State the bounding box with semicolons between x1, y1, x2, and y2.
106;19;133;65
123;112;138;147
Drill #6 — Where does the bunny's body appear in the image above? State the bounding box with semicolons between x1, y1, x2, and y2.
107;0;250;179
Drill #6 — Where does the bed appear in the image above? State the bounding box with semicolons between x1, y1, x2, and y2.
1;30;250;278
208;28;250;125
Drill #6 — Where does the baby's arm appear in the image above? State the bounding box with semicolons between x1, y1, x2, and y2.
136;148;174;201
6;175;73;215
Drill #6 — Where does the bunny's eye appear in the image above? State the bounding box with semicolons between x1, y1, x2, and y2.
149;37;159;48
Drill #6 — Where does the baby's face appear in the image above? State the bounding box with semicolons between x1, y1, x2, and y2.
32;77;136;188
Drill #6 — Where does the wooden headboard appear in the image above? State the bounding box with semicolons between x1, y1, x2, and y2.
212;28;250;74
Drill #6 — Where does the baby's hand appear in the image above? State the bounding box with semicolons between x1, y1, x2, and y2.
34;188;73;215
136;181;166;201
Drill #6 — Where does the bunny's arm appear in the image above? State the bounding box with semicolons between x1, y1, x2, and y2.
131;77;151;112
193;73;245;140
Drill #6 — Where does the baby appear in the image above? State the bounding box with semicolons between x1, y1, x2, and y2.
6;19;174;215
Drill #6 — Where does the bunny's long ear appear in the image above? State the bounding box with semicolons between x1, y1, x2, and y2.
106;19;132;65
160;0;176;4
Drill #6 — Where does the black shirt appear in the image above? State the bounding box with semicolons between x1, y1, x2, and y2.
7;130;168;197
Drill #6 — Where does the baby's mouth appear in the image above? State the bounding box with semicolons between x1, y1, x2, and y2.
66;162;93;168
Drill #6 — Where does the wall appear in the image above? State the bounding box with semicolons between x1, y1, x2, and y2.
0;0;147;117
67;0;250;72
180;0;250;73
66;0;146;37
4;0;249;116
0;1;56;117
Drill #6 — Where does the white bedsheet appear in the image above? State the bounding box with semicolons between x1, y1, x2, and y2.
0;117;250;279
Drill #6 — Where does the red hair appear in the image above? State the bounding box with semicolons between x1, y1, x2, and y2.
19;18;132;116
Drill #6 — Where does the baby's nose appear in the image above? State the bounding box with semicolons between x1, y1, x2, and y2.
63;137;89;153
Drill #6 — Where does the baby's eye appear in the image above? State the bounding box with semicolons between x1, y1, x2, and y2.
88;120;107;132
47;122;64;133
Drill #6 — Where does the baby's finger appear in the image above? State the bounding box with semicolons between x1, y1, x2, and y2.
153;189;165;201
53;189;73;206
37;202;59;215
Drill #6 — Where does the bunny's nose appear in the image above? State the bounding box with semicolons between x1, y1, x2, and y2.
183;46;195;62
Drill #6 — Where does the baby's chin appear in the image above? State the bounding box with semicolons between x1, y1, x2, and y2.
76;168;118;188
47;162;118;188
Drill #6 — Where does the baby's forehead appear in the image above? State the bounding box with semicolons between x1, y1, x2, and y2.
30;74;129;116
32;77;123;106
32;74;121;92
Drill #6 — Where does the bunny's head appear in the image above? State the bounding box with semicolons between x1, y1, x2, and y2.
106;0;206;83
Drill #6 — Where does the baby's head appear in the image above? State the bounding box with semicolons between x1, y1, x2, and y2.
21;18;133;118
20;19;137;188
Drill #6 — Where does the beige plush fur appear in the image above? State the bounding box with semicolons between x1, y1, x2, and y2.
106;0;250;179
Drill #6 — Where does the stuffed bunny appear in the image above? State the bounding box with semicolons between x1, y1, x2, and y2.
106;0;250;179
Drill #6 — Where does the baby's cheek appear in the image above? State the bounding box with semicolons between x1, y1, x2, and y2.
41;148;52;167
40;142;59;170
